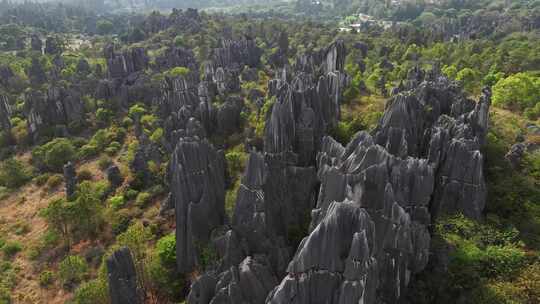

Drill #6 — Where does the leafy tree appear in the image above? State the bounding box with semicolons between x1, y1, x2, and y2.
40;181;103;246
96;19;114;35
456;67;478;93
492;73;540;110
58;255;88;288
32;138;76;172
0;158;32;189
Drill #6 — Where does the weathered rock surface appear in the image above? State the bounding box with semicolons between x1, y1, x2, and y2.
27;58;47;85
267;73;491;304
24;87;84;142
185;40;348;304
44;36;62;55
156;46;198;72
106;46;149;79
0;95;12;131
169;136;226;273
30;34;42;52
63;161;77;200
212;38;262;70
0;65;14;87
106;164;123;189
216;97;244;135
106;247;140;304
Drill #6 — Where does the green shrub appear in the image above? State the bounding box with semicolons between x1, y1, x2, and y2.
156;233;176;267
0;158;32;189
40;181;104;245
147;235;185;300
34;173;50;186
109;195;126;210
492;72;540;110
58;255;88;288
46;174;63;190
97;156;112;171
105;141;122;156
2;241;22;258
124;189;139;201
72;278;109;304
32;138;76;172
150;128;163;143
135;192;151;207
39;270;54;287
95;108;112;125
225;149;248;180
165;67;190;78
77;169;93;181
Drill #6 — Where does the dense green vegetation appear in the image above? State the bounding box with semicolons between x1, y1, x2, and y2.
0;0;538;303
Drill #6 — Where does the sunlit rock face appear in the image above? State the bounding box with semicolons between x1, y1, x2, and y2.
267;75;491;304
185;39;349;304
23;87;84;143
169;136;226;273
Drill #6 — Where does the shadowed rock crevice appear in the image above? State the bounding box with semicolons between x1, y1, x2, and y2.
267;72;491;304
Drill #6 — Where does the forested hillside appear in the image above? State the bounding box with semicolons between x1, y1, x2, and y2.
0;1;539;304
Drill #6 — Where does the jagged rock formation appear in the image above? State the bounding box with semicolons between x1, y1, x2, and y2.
267;74;491;304
76;58;91;75
212;38;262;70
24;87;84;142
30;34;42;52
0;95;11;132
106;247;141;304
0;65;14;87
106;164;124;189
44;36;62;55
105;45;149;79
185;40;349;304
156;46;199;72
216;97;244;135
63;162;77;200
27;58;47;85
169;137;226;273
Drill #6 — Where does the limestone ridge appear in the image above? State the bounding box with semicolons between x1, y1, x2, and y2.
267;74;491;303
184;40;349;304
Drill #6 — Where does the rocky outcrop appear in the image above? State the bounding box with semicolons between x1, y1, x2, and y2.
24;87;84;142
106;164;123;189
106;247;140;304
264;72;346;165
30;34;42;52
0;95;11;132
0;65;14;87
156;46;198;72
212;38;262;70
184;40;349;304
216;96;244;136
214;67;240;95
76;58;91;75
267;73;491;304
106;46;149;79
27;58;47;85
268;134;432;304
169;137;226;273
63;162;77;200
44;36;62;55
187;255;278;304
